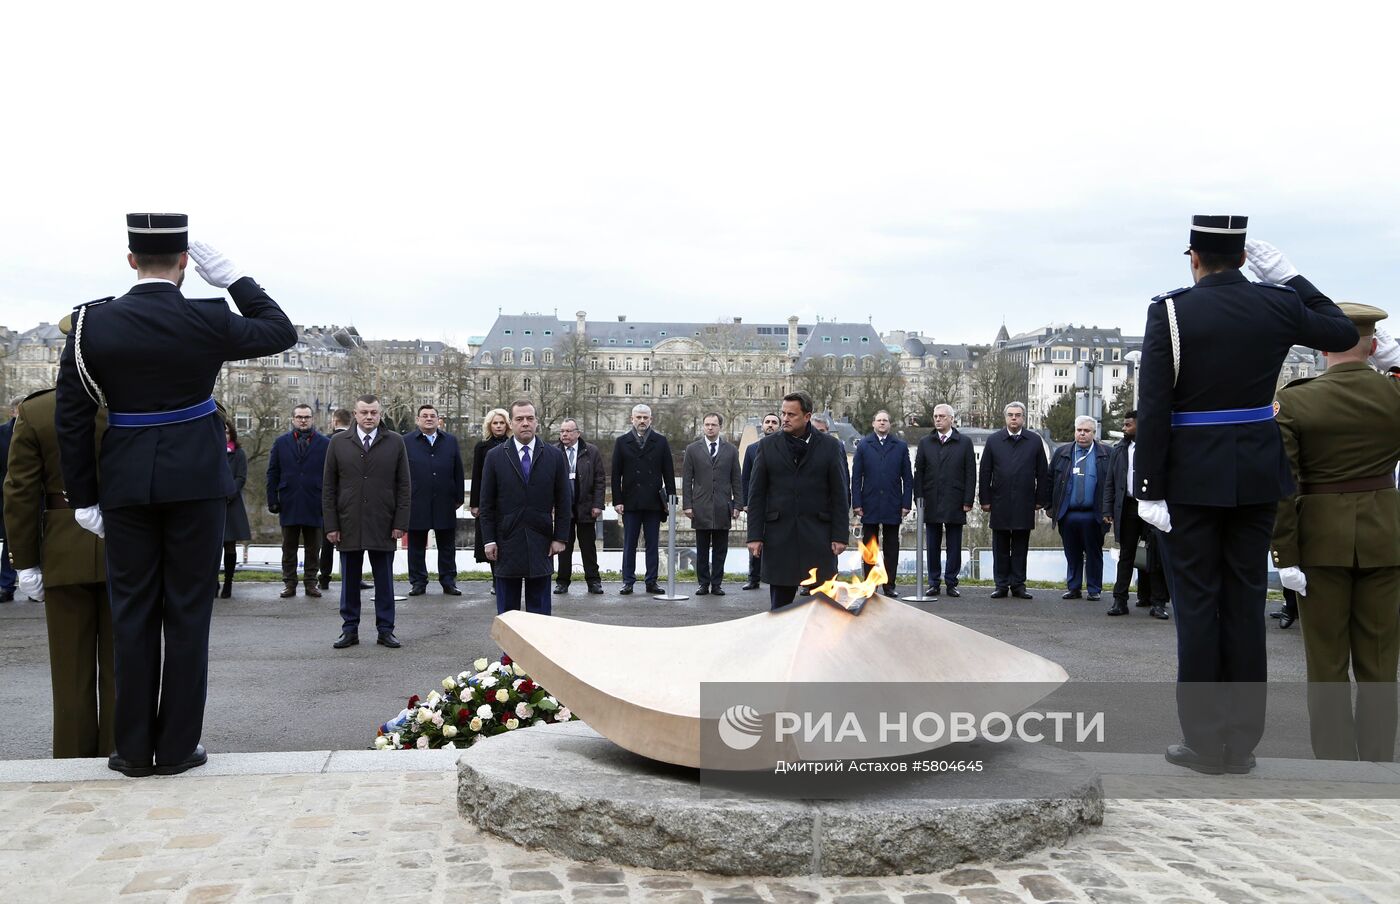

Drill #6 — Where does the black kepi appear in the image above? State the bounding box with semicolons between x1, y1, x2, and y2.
126;212;189;254
1185;214;1247;255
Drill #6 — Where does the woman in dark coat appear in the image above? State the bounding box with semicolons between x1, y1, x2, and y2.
470;408;511;591
221;421;252;598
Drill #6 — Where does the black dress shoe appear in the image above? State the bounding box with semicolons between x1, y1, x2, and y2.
1150;605;1170;620
1269;609;1285;619
1062;590;1082;600
407;585;426;597
1224;750;1257;774
1012;588;1034;599
695;587;709;595
923;586;941;599
945;587;960;598
156;744;208;776
587;583;605;594
711;587;725;596
333;632;359;649
1087;592;1101;601
553;584;569;594
317;578;331;591
442;585;462;596
990;588;1009;598
883;585;899;598
619;584;634;595
377;633;401;648
1165;742;1224;775
0;590;14;603
1107;601;1129;616
1279;611;1297;629
107;754;155;777
742;582;761;591
359;580;373;590
645;584;664;595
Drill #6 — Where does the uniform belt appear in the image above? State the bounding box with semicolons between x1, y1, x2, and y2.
107;397;217;428
45;493;70;509
1299;475;1396;494
1169;405;1275;427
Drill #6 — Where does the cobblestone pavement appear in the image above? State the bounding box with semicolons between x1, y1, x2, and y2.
3;768;1398;903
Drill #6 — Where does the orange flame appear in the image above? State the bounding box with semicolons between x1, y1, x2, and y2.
799;533;886;605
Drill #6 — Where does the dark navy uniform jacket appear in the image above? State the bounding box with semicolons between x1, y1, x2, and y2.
56;277;296;510
1135;271;1357;507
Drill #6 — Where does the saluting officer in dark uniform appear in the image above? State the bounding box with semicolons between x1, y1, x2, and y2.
1135;216;1358;775
56;214;296;777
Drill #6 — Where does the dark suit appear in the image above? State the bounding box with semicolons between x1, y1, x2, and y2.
978;429;1051;592
682;437;742;591
1103;439;1167;605
556;439;606;588
611;429;676;587
317;427;349;583
404;429;465;591
0;417;14;596
742;439;767;584
267;429;330;588
1136;269;1357;759
745;427;851;608
914;429;976;590
55;276;295;768
480;439;571;614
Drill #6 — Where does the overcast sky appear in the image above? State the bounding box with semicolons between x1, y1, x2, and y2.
3;2;1396;348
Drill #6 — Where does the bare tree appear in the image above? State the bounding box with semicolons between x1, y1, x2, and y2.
793;356;847;415
967;350;1026;428
912;361;967;426
852;355;906;427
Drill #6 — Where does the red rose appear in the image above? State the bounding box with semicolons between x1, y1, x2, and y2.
457;709;470;724
519;680;537;696
500;654;512;666
408;695;420;708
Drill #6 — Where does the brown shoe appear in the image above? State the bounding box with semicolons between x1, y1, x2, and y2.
304;583;323;598
280;585;296;598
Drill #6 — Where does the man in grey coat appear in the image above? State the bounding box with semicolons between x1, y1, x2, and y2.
683;413;743;596
978;401;1050;599
323;395;411;650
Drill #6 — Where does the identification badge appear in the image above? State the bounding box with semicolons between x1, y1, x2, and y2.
1072;467;1082;476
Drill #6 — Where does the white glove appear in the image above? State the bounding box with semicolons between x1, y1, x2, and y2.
1278;566;1308;596
1137;499;1172;533
1244;239;1299;285
75;504;105;539
188;240;246;289
18;567;44;602
1370;326;1400;372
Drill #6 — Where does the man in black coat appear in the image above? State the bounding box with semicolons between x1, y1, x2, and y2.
611;403;676;595
555;419;607;595
1102;410;1169;619
740;412;780;590
746;392;850;609
56;216;296;777
978;402;1050;599
317;408;354;589
404;404;466;597
1135;217;1358;775
1048;417;1112;602
480;400;570;615
0;400;16;602
266;403;331;598
913;404;976;598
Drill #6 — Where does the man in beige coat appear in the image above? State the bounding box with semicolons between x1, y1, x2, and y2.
323;394;411;649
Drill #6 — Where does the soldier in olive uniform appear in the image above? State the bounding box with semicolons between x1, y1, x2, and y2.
1272;302;1400;762
2;328;115;758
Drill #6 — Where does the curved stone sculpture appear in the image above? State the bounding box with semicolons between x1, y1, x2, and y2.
492;593;1069;770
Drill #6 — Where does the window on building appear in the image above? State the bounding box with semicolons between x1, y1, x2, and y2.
677;383;684;397
823;336;832;343
1112;367;1121;378
481;377;491;391
661;384;669;396
1113;348;1121;361
843;384;853;397
523;377;532;392
522;350;533;364
524;329;533;336
626;359;634;371
543;350;554;364
607;381;616;395
624;382;633;395
641;383;650;395
544;330;552;336
608;358;616;371
504;329;513;335
842;336;850;344
588;359;598;370
642;359;651;370
1079;348;1089;361
502;350;513;364
692;384;699;396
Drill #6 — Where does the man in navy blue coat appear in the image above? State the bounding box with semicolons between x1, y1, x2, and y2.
267;404;331;598
403;405;466;596
1136;216;1357;775
851;410;913;597
479;400;571;615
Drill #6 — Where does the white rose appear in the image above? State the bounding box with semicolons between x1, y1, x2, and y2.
390;733;402;747
557;707;572;722
443;725;458;739
473;657;489;671
416;736;430;750
515;702;534;720
512;664;527;677
426;691;441;706
374;736;390;749
495;689;510;703
469;717;483;732
506;718;520;730
432;713;444;728
477;705;493;720
512;678;524;691
416;708;434;724
457;671;470;684
442;677;456;691
479;676;498;689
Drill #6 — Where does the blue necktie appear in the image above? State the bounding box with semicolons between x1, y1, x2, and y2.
521;444;532;481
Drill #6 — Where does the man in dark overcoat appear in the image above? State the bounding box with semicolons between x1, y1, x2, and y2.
612;403;676;595
682;412;742;596
0;399;16;602
554;419;607;595
1102;410;1169;619
913;403;976;598
267;403;331;598
850;410;913;597
978;401;1050;599
740;412;780;590
404;404;465;597
746;392;850;609
480;400;570;615
323;395;411;650
56;218;295;778
1136;218;1357;775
